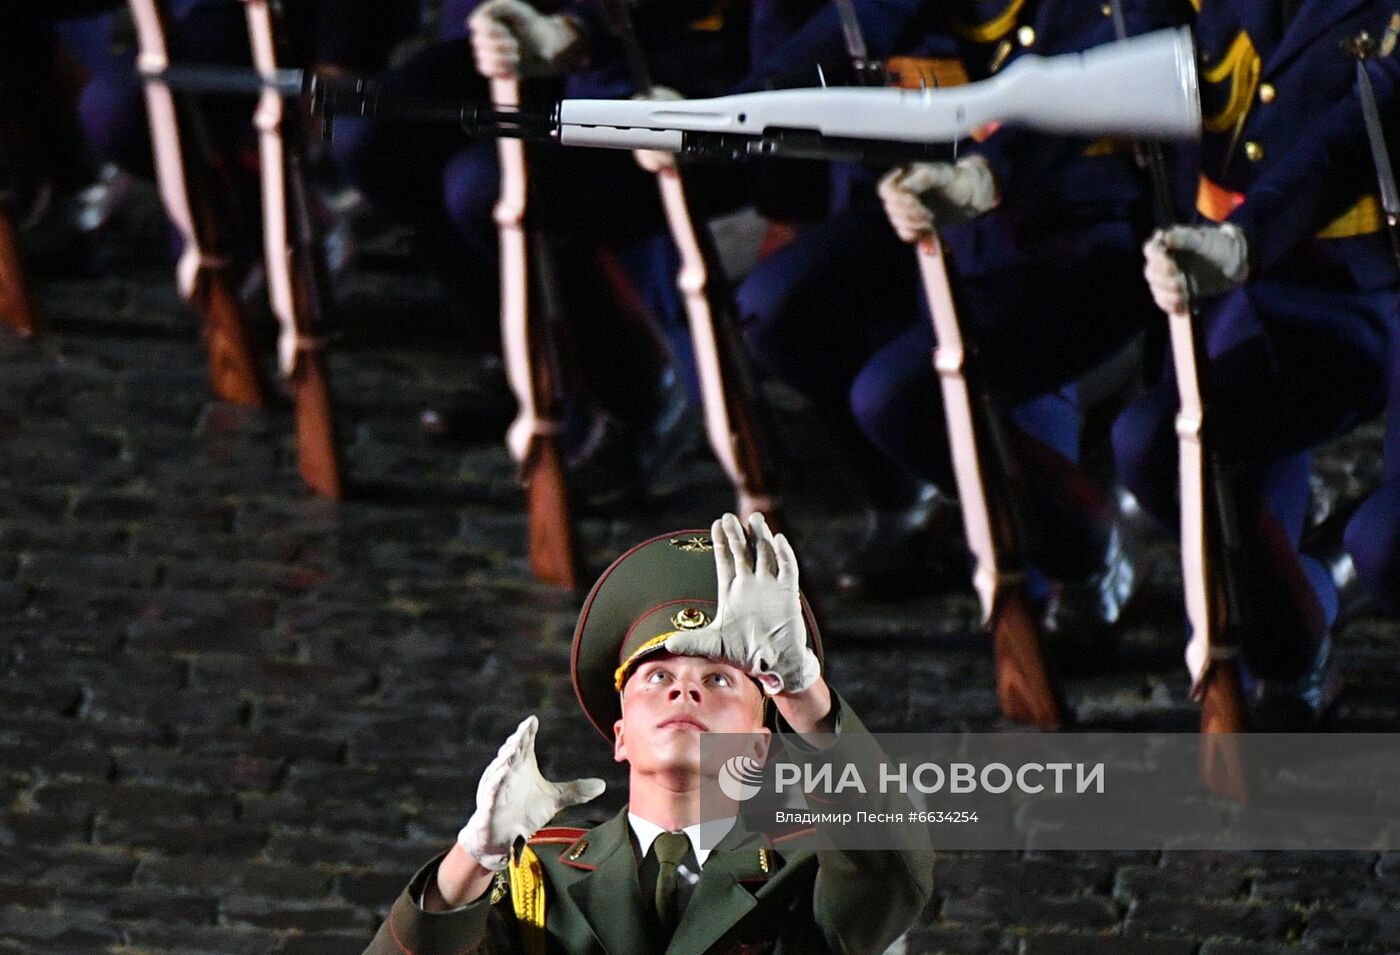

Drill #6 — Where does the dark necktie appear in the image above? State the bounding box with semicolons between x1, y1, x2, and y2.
652;831;692;932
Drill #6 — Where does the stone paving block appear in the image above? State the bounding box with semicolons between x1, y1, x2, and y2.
133;857;335;899
1302;907;1400;949
934;854;1116;899
0;883;56;909
338;869;412;909
187;657;377;700
262;830;441;870
279;929;383;955
110;750;285;792
95;815;272;857
940;888;1122;932
0;908;124;948
32;780;237;825
1125;899;1298;941
903;924;1014;954
239;793;404;835
220;895;366;933
1019;934;1196;955
119;920;292;955
56;885;220;925
17;550;160;590
1114;864;1252;902
84;687;251;732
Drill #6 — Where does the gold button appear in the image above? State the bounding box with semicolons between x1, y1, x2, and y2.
1258;83;1276;104
1244;141;1264;162
1101;3;1112;14
1017;25;1036;47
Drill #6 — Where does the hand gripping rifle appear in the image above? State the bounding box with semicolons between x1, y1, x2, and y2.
244;0;345;498
1106;5;1248;775
128;0;267;409
493;74;581;590
601;0;784;523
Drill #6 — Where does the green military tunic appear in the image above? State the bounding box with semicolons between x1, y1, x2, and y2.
363;706;934;955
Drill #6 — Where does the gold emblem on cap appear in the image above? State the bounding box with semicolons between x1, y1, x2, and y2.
568;839;589;860
670;535;713;552
672;607;710;630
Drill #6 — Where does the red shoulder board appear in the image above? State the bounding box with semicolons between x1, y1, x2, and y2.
530;827;588;845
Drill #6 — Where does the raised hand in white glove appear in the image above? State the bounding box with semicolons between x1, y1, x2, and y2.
631;86;684;173
877;155;999;242
665;512;820;696
468;0;583;80
457;715;605;870
1142;222;1249;314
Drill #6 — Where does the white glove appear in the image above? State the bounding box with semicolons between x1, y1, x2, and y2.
1142;223;1250;314
877;155;999;242
665;512;820;696
468;0;583;79
457;715;605;870
632;86;684;173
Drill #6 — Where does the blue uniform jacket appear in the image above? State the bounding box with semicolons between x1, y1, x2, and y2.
1227;42;1400;278
1190;0;1400;291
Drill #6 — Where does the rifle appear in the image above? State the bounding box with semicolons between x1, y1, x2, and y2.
0;183;39;338
127;0;267;409
1106;4;1247;790
0;80;38;337
159;26;1200;159
827;0;1062;726
493;76;580;589
917;236;1063;727
244;0;345;498
600;0;784;523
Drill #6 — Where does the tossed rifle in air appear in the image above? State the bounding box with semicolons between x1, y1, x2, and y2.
128;0;267;409
244;0;345;498
151;27;1199;157
1107;4;1248;754
492;73;581;589
600;0;785;524
830;0;1062;727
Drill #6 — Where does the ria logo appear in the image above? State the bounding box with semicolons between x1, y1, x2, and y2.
718;754;765;802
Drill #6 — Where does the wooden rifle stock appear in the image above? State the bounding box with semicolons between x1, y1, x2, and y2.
245;0;344;498
0;203;38;338
917;236;1062;728
128;0;266;408
493;77;579;589
1105;0;1247;782
655;167;783;524
600;0;784;525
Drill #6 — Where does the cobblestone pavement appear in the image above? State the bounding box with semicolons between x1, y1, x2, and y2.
4;188;1400;954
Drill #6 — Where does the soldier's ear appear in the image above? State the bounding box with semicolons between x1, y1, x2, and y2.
613;717;628;764
749;727;772;766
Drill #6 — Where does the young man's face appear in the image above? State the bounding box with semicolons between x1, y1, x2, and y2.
613;652;769;776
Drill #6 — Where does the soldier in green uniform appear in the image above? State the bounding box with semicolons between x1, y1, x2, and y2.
363;512;935;954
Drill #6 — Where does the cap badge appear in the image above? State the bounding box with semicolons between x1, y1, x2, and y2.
672;607;710;630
